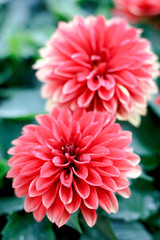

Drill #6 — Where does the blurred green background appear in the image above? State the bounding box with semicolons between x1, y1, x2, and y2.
0;0;160;239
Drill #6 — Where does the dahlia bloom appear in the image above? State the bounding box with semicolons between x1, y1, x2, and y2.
113;0;160;22
34;15;158;127
7;108;141;227
155;95;160;104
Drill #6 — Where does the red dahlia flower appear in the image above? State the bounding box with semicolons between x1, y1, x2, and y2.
34;15;158;126
7;108;141;227
113;0;160;22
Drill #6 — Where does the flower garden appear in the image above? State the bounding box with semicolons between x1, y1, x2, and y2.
0;0;160;239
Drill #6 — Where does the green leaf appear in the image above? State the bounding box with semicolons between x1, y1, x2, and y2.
0;144;5;159
0;0;54;59
0;160;9;179
0;119;33;158
0;88;46;119
153;232;160;240
45;0;87;21
80;228;110;240
0;196;25;215
142;24;160;56
146;213;160;231
96;0;114;18
112;221;153;240
7;31;41;59
95;216;118;240
0;67;12;85
7;30;51;59
0;159;10;188
80;216;117;240
2;213;55;240
111;179;159;222
65;211;82;233
141;155;159;171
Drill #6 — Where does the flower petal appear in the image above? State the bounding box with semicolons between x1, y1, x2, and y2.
73;178;90;199
101;176;117;191
40;161;59;177
96;188;112;213
84;186;98;209
117;187;131;198
60;169;73;188
29;177;48;197
47;196;64;223
85;168;102;186
73;165;88;179
77;89;94;107
33;203;46;222
55;209;70;227
65;189;81;213
59;184;73;204
42;182;60;209
24;195;41;212
80;201;97;227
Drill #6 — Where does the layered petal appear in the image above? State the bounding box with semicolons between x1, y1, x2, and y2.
34;15;158;125
7;108;141;228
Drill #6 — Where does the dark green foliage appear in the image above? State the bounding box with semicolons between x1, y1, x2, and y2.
2;214;55;240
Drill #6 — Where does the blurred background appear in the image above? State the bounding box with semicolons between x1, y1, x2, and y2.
0;0;160;239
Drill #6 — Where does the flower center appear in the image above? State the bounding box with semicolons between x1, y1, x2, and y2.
90;54;108;81
62;143;77;167
62;143;76;156
91;55;101;68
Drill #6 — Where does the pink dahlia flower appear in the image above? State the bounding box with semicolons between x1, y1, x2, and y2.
155;95;160;104
34;16;157;125
7;108;141;227
113;0;160;22
34;16;158;126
